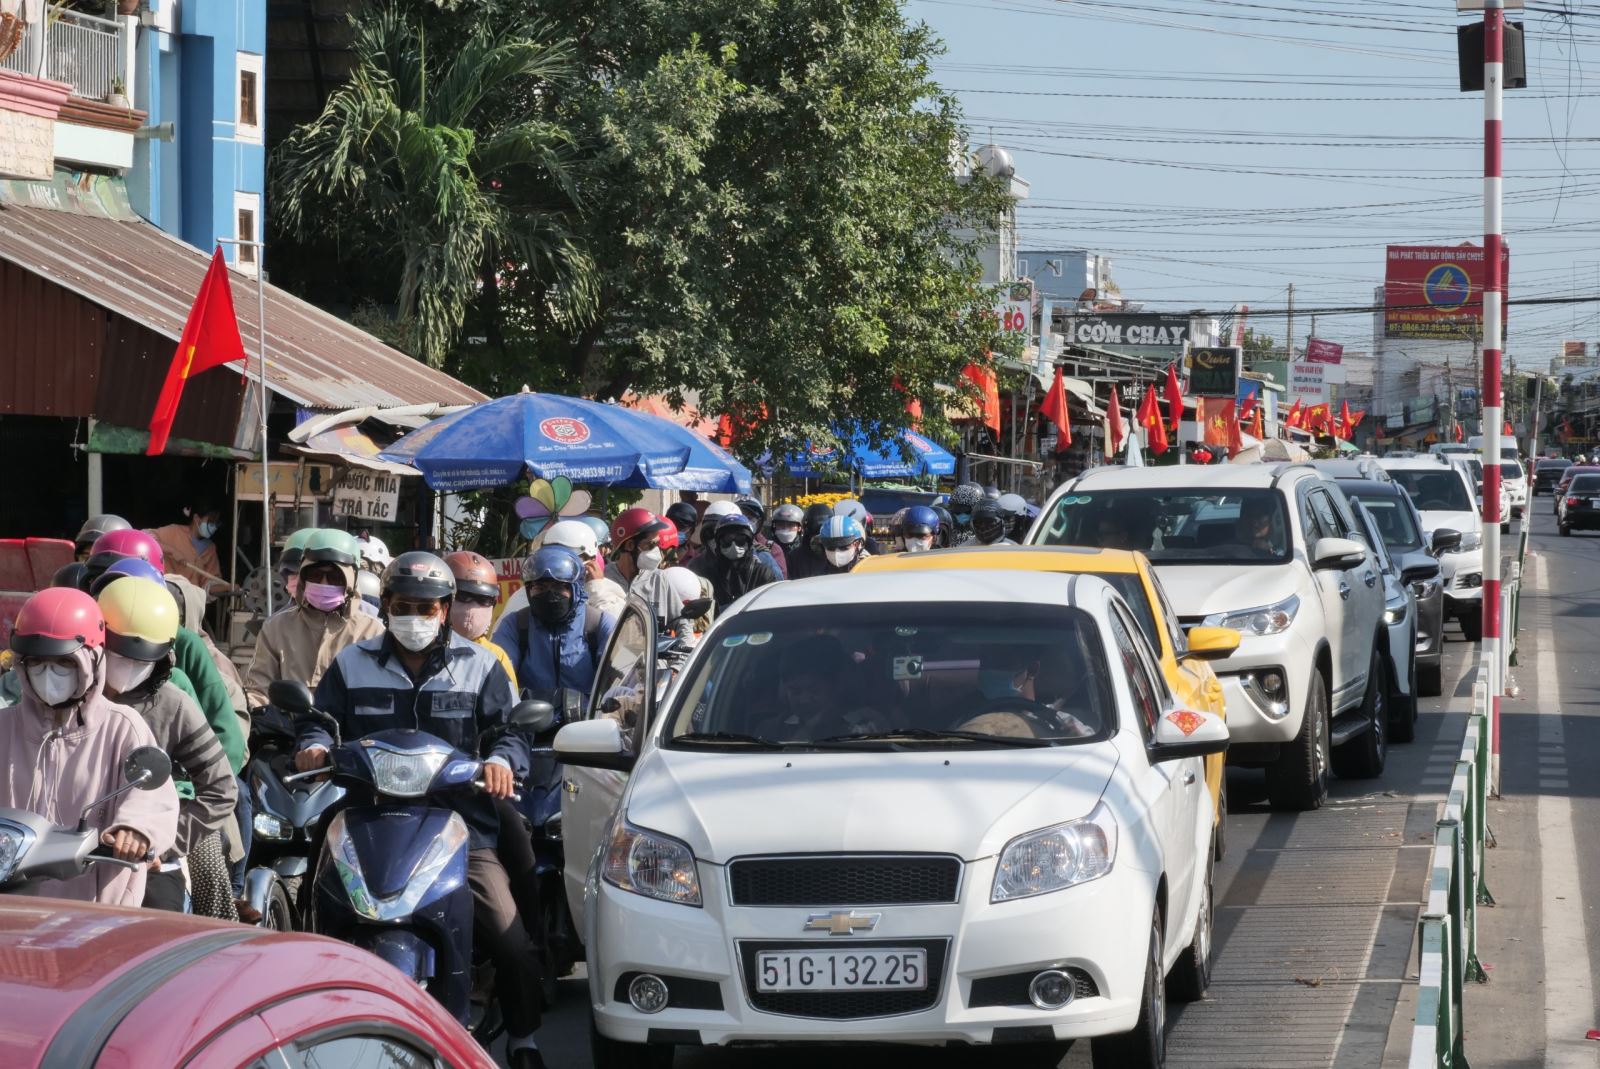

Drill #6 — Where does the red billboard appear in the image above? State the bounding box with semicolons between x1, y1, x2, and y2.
1304;338;1343;364
1383;244;1509;340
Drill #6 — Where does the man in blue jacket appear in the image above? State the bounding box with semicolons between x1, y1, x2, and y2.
492;545;617;706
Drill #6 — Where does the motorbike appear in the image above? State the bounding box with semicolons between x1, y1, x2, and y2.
241;703;344;930
513;688;582;1004
267;679;548;1037
0;747;172;890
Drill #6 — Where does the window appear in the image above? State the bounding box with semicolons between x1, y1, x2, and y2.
588;606;653;750
234;192;260;275
294;1033;435;1069
1346;491;1423;552
1035;487;1291;565
1308;491;1347;540
1107;609;1161;738
237;53;264;141
1389;469;1472;512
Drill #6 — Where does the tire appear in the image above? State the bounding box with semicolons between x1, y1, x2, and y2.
1168;852;1214;1003
1460;606;1483;641
1418;659;1443;698
260;882;295;932
1334;649;1388;779
1266;669;1330;811
590;1015;675;1069
1501;521;1510;534
1389;646;1418;744
1091;905;1166;1069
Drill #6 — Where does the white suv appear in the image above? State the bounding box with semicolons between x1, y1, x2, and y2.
1377;457;1485;639
1028;463;1390;810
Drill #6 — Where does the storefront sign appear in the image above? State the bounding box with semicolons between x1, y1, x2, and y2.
1062;313;1192;349
1289;362;1327;406
991;300;1030;335
1384;244;1510;339
1187;346;1242;398
1304;338;1343;364
236;462;335;501
332;471;401;522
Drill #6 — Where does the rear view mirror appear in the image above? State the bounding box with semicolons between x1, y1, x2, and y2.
1184;626;1241;661
510;699;558;735
124;746;172;790
1149;709;1229;762
1430;528;1462;555
554;719;636;772
1312;536;1367;571
268;679;314;714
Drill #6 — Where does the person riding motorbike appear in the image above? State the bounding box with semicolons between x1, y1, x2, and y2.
97;577;238;917
971;499;1015;546
73;515;130;563
947;482;986;546
687;513;784;609
665;501;701;539
277;527;318;606
244;528;385;711
354;527;392;571
444;551;518;683
686;500;741;563
900;505;941;554
998;493;1032;541
150;494;232;597
735;497;788;578
83;528;166;588
931;504;956;549
1;588;178;906
604;508;669;591
790;503;836;580
294;552;546;1069
815;515;869;574
492;546;617;704
354;568;382;618
768;503;807;575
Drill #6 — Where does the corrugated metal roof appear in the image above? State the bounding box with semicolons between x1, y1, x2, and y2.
0;205;486;411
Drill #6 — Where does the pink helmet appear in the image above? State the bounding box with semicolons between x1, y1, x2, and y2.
86;528;165;578
11;587;106;658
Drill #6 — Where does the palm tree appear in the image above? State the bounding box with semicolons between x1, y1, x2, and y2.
274;4;595;367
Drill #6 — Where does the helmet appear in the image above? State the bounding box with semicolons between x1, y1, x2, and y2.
355;569;382;601
715;513;756;538
52;562;89;590
997;493;1028;519
771;503;804;527
11;588;105;658
983;484;1002;501
663;567;703;606
948;482;985;516
302;528;361;568
444;551;500;600
382;551;455;602
280;527;318;575
735;496;766;526
523;545;584;587
931;505;955;548
902;505;940;537
86;529;164;579
803;504;834;539
75;514;130;553
887;507;908;534
89;557;167;598
575;514;612;549
612;507;668;548
97;577;180;661
972;500;1008;544
544;520;600;559
834;499;868;524
657;523;681;551
665;501;700;533
819;515;864;549
703;500;741;521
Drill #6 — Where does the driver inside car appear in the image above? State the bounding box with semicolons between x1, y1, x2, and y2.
753;635;884;741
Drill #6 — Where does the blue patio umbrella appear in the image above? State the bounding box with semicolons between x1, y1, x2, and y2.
785;427;956;479
614;424;753;495
379;390;692;491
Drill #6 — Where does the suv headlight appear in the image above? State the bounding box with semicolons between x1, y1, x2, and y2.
369;748;449;798
1205;594;1300;637
603;821;702;906
1410;576;1442;600
1453;531;1481;552
992;803;1118;902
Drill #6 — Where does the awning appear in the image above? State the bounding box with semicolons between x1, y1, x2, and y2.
0;204;486;411
287;405;458;475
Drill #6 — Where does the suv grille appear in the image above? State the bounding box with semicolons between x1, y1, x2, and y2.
728;855;962;906
738;939;949;1019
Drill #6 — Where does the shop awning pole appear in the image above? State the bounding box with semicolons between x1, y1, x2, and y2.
258;255;271;617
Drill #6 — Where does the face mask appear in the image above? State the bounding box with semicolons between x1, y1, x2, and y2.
450;601;493;640
634;547;664;572
826;548;856;568
284;575;300;600
197;520;218;540
905;536;934;553
303;582;348;612
978;668;1024;701
104;652;155;695
531;590;574;626
720;541;750;561
954;513;972;528
389;614;441;652
27;662;83;706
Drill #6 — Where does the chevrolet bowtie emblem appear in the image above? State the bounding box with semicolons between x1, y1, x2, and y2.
804;910;881;936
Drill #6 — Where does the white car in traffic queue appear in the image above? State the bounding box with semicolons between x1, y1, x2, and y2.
1377;457;1485;640
554;570;1229;1069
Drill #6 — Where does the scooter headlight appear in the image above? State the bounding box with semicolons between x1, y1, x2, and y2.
0;822;33;884
369;748;449;798
326;810;470;922
252;813;290;841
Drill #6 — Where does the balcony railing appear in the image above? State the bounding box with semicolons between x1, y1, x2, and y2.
0;9;126;101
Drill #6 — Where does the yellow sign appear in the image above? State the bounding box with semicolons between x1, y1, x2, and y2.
1423;432;1440;444
236;462;336;501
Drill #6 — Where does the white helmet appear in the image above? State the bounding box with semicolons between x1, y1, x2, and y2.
703;500;741;519
542;519;600;559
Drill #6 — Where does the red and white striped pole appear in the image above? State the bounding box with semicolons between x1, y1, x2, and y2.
1480;0;1506;789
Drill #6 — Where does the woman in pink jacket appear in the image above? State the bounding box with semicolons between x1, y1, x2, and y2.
1;588;178;907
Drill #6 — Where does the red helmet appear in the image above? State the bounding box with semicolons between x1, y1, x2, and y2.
443;551;500;600
11;588;106;658
657;523;681;551
611;507;668;548
87;529;165;576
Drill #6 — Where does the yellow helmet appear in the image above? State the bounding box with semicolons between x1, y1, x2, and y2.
97;576;180;661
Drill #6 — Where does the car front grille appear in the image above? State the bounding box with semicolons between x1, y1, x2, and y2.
738;938;949;1019
728;855;962;907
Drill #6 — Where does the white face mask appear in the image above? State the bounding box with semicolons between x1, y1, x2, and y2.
904;536;934;553
389;614;442;652
26;662;83;706
826;547;857;568
634;547;664;572
104;652;156;695
197;520;219;540
773;527;801;545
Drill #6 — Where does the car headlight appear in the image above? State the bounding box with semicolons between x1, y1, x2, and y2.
252;812;290;841
327;810;469;922
1411;577;1442;600
369;748;449;798
602;821;702;906
992;802;1118;902
1383;600;1407;625
0;823;32;884
1205;594;1300;637
1453;532;1481;552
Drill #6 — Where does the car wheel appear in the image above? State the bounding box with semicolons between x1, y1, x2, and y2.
1418;659;1443;698
1266;669;1330;811
1168;852;1214;1003
590;1015;675;1069
260;881;295;932
1389;647;1418;744
1091;905;1166;1069
1461;606;1483;641
1334;649;1388;779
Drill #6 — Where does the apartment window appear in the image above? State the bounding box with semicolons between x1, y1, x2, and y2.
237;53;263;141
235;192;260;275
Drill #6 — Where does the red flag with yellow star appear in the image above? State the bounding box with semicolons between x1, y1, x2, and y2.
147;246;246;455
1138;383;1168;454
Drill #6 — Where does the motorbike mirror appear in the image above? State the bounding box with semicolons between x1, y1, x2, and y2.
268;679;314;714
124;746;172;790
680;597;713;620
510;699;558;735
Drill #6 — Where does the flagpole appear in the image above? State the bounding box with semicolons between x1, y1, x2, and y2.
219;237;272;617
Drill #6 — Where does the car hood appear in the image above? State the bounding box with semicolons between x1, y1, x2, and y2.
1417;510;1480;537
623;744;1119;863
1149;563;1300;618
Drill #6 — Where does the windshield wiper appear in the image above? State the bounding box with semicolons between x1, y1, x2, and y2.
812;728;1052;748
672;731;790;749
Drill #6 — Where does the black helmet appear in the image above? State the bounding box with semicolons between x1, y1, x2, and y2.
948;482;985;516
665;501;700;533
74;514;130;554
382;551;456;602
802;503;834;539
972;500;1008;544
735;496;766;527
52;561;90;590
931;505;955;547
982;484;1002;501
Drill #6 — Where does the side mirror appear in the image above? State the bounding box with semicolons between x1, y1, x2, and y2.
1149;708;1230;762
1312;536;1367;571
510;699;558;735
268;679;314;714
680;597;713;621
1183;626;1241;662
124;746;172;790
554;719;636;772
1401;564;1441;587
1430;528;1462;555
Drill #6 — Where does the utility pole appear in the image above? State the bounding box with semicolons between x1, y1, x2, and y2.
1286;283;1295;361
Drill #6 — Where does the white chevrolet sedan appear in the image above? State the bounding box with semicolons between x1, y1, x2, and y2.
554;570;1228;1069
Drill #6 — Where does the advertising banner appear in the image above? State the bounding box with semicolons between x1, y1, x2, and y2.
1384;244;1510;339
332;471;401;523
1304;338;1344;364
1061;313;1192;349
1289;362;1327;406
1187;346;1242;398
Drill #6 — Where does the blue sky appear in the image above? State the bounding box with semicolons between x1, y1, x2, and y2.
907;0;1599;367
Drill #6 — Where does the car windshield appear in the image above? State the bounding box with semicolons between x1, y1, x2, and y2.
666;602;1115;748
1569;475;1600;493
1500;463;1522;478
1034;488;1291;565
1344;490;1423;552
1536;459;1571;471
1389;470;1472;512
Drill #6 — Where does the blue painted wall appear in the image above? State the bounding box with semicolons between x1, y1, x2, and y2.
128;0;265;268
